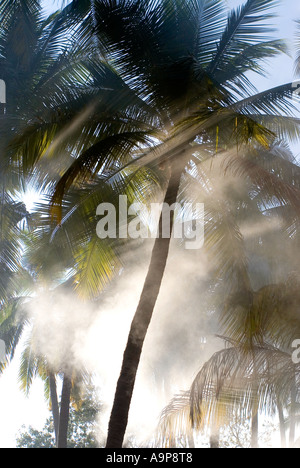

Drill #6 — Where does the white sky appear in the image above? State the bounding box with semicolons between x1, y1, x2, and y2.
1;0;300;448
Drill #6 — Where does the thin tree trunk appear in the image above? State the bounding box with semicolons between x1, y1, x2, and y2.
289;370;297;448
251;351;259;449
49;372;60;446
251;410;259;449
277;398;286;449
57;373;72;449
106;159;185;448
188;432;195;449
210;433;220;448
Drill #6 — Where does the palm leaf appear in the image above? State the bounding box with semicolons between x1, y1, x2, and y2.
209;0;279;76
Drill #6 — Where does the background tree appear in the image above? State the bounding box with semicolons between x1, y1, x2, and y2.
16;385;101;448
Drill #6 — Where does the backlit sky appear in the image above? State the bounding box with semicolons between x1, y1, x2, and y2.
1;0;300;448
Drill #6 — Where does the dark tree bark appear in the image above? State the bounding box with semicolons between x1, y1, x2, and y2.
49;372;60;446
106;158;185;448
57;373;72;449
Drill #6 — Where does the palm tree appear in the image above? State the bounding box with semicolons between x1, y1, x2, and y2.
156;338;298;448
155;138;300;448
155;392;196;448
0;3;116;447
158;272;300;448
13;0;300;447
0;244;92;449
0;0;83;336
0;182;112;448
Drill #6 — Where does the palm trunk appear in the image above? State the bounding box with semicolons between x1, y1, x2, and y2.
289;370;297;448
251;410;259;449
49;372;60;446
251;351;259;449
57;373;72;449
106;159;185;448
188;432;195;449
277;398;286;449
210;433;220;448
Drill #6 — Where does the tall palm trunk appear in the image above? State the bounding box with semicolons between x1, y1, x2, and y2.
188;432;195;449
251;350;259;449
49;372;60;446
106;158;185;448
251;410;259;449
210;433;220;448
277;397;286;449
57;373;72;449
289;369;297;448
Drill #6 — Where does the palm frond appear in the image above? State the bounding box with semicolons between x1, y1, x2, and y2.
156;391;194;448
209;0;279;76
233;83;300;116
223;149;300;215
190;343;291;428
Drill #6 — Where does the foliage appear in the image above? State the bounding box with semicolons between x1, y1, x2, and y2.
1;0;300;449
16;386;101;448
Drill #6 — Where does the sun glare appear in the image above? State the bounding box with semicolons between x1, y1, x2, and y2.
20;189;40;213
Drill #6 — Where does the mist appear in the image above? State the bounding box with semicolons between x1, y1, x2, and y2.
15;140;300;448
22;227;222;446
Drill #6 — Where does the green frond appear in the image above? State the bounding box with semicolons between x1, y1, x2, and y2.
209;0;279;76
234;83;299;116
74;237;120;299
50;131;153;222
18;338;40;396
0;297;29;365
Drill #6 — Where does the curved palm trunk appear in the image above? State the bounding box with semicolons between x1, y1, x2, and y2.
57;373;72;449
49;372;60;446
106;159;185;448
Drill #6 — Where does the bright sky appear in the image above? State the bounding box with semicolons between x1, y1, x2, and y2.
1;0;300;449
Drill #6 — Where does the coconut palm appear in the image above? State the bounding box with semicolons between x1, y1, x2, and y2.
158;273;300;449
155;136;300;449
0;0;81;337
0;225;93;449
12;0;300;447
0;166;163;447
0;1;128;445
